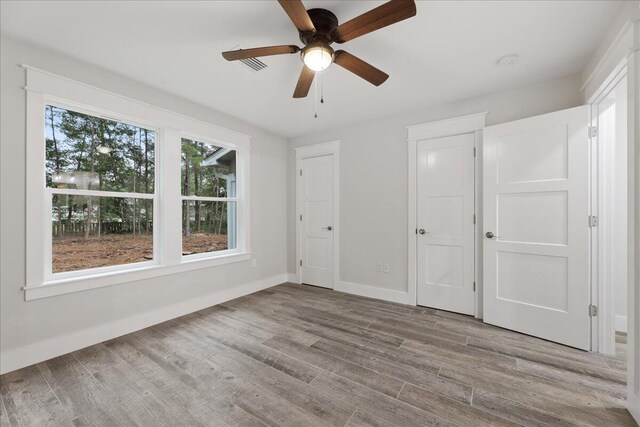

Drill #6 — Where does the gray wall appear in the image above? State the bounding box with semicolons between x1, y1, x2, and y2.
0;37;288;372
287;74;584;294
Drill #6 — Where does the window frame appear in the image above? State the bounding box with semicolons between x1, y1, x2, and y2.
180;134;244;261
43;100;161;281
24;66;251;300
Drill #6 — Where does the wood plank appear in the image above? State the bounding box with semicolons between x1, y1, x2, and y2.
37;353;139;426
400;337;519;371
74;343;205;426
344;408;395;427
368;318;467;345
0;365;69;426
303;328;442;374
103;338;238;426
0;396;10;427
467;337;626;384
310;338;472;404
172;312;320;383
397;383;518;427
148;319;356;426
263;336;405;398
438;363;627;427
233;386;329;427
309;371;456;427
471;388;583;427
516;358;627;407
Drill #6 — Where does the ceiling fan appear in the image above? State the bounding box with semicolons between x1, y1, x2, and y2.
222;0;417;98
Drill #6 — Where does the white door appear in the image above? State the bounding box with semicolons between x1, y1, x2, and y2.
417;134;475;315
300;155;334;288
483;105;590;350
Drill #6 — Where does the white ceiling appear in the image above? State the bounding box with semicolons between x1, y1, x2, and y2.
0;1;624;137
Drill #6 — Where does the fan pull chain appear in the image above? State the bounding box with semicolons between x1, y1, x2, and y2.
320;71;324;104
314;73;318;118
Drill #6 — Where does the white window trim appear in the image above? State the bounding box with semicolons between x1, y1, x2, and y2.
24;66;251;301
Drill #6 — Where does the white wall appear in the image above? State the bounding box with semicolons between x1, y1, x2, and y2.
287;74;584;300
0;37;288;374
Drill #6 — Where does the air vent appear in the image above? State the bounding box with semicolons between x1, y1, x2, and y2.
240;57;268;71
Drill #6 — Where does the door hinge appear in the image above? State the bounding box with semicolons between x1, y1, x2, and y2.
589;304;598;317
473;147;477;157
589;215;599;228
300;259;302;267
589;126;598;138
300;214;302;221
300;169;303;176
473;214;476;225
473;281;476;292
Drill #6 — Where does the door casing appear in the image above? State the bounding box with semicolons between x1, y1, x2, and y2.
407;112;486;314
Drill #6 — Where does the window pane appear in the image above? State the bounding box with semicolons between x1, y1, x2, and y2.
181;138;236;197
182;201;236;255
52;194;153;273
46;105;155;193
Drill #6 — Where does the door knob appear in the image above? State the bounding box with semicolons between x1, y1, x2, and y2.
418;229;426;235
322;226;333;231
486;231;499;239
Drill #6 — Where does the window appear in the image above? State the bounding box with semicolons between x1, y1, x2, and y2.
181;138;237;257
25;67;251;300
46;105;157;275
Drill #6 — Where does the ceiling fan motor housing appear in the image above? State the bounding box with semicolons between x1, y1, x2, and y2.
299;8;339;45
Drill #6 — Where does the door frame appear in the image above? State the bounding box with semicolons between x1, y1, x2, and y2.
586;21;638;421
588;63;628;354
295;141;340;288
407;112;486;315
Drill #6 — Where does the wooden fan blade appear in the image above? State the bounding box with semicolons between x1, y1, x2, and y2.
293;65;315;98
278;0;315;32
222;45;300;61
334;50;389;86
335;0;416;43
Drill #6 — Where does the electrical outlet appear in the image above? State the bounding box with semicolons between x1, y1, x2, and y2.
383;263;390;273
251;258;257;267
376;262;383;272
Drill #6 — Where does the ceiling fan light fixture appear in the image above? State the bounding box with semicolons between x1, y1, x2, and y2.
302;44;334;72
96;145;113;154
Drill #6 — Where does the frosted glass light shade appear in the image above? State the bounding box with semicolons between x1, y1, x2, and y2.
303;46;333;71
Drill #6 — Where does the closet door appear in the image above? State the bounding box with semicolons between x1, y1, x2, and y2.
416;133;475;315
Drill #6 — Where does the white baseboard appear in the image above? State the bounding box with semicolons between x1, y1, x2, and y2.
616;315;628;333
335;280;412;305
286;273;298;283
0;274;286;375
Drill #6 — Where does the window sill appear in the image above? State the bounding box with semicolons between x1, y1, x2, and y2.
23;252;251;301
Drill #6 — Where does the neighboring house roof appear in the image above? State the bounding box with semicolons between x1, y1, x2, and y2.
202;147;235;166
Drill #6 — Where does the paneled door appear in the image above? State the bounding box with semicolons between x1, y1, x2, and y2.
300;154;334;288
483;105;590;350
417;133;475;315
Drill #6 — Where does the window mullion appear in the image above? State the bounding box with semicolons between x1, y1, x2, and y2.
180;196;237;202
50;188;155;200
160;127;184;266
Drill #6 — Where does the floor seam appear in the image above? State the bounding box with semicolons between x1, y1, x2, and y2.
343;407;358;427
395;382;407;400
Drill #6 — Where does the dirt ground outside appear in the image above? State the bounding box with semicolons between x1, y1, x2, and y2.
52;233;228;273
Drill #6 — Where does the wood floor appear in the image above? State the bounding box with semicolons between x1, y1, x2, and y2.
1;283;635;427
